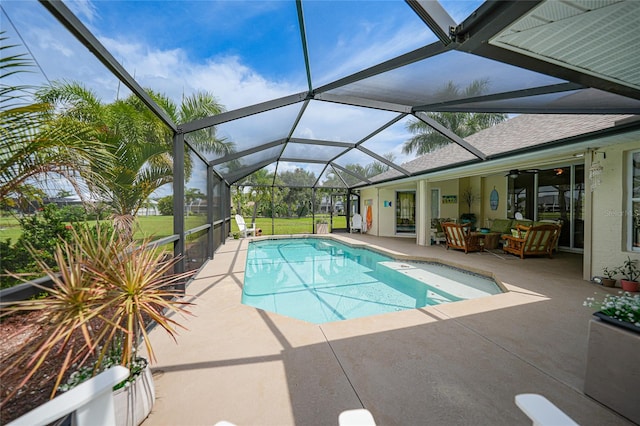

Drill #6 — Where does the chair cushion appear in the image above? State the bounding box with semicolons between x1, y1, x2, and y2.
512;219;533;228
490;219;512;234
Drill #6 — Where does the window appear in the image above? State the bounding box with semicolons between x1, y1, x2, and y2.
630;151;640;251
431;188;440;219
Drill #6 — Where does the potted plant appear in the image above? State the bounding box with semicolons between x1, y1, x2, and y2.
584;291;640;333
601;266;617;288
1;225;194;425
583;291;640;423
460;187;478;229
615;256;640;292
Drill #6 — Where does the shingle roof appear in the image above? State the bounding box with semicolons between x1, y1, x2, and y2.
368;114;636;184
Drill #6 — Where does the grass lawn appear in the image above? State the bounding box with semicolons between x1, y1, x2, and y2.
0;215;349;245
231;215;346;235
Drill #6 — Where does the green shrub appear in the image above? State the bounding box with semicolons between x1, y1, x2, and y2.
0;204;72;288
157;196;173;215
58;205;88;222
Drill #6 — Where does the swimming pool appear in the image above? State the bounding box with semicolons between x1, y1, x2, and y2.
241;237;503;324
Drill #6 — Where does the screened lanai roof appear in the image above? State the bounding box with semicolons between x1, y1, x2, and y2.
4;0;640;189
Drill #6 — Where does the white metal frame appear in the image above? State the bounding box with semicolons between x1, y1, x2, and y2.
8;366;130;426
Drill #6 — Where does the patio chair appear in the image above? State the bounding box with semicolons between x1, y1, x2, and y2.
502;224;560;259
441;222;482;254
234;214;257;238
350;213;363;233
515;394;578;426
339;409;376;426
538;219;562;252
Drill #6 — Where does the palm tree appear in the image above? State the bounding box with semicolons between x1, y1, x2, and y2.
37;82;231;239
0;34;110;202
366;153;396;177
243;168;274;222
403;80;507;155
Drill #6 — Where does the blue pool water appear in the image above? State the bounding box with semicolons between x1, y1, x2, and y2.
241;238;502;324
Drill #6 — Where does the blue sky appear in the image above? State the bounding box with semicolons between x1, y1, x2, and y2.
2;0;483;106
2;0;484;193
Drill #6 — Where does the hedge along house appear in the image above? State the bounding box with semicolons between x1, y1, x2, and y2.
3;0;639;287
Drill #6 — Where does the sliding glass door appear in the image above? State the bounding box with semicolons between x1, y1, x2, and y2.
508;164;584;250
536;166;584;249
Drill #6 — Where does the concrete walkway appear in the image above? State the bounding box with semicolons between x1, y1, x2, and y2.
143;234;631;426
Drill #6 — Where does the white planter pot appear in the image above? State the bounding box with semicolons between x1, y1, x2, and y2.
113;364;155;426
316;223;328;234
584;319;640;424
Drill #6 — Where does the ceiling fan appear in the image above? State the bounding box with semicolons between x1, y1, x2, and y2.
506;169;539;179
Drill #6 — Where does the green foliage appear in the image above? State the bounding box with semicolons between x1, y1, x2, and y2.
602;266;616;280
0;205;116;288
403;80;507;155
58;205;87;222
584;292;640;327
0;204;72;288
0;239;23;289
615;256;640;282
0;225;195;401
1;33;111;202
297;204;309;217
59;341;148;392
157;195;174;215
36;81;228;238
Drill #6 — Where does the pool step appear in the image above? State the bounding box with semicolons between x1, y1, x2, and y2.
377;261;495;301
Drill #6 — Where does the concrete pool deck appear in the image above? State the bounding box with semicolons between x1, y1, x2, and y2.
142;234;632;426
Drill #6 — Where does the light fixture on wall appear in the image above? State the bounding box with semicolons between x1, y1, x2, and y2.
589;150;606;192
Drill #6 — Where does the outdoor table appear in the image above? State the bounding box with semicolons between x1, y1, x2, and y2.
470;231;502;250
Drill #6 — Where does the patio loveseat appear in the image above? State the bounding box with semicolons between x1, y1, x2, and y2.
489;218;562;251
502;223;561;259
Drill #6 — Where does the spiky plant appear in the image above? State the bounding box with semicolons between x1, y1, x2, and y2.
0;225;194;402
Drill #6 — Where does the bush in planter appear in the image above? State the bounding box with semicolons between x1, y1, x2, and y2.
0;225;195;403
584;291;640;328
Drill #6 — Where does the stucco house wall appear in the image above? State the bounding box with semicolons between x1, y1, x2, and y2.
359;187;378;235
432;179;459;220
375;184;417;237
482;174;508;227
377;188;396;236
590;140;640;281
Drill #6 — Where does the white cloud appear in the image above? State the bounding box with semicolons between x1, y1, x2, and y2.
32;28;74;58
313;19;434;86
3;0;411;186
99;36;302;111
65;0;99;23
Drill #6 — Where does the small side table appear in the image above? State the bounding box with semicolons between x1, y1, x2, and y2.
482;232;502;250
470;232;502;250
